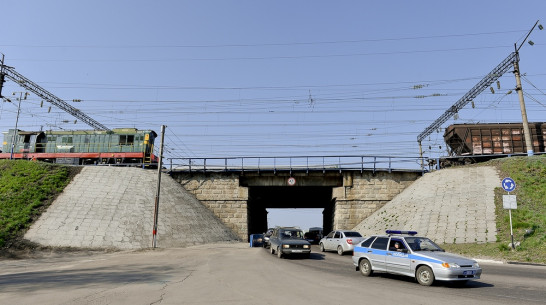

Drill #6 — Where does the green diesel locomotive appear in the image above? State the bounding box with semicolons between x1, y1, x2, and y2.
1;128;157;165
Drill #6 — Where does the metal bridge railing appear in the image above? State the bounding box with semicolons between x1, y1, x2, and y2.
167;155;426;174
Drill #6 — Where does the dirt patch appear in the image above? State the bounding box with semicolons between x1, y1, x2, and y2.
0;238;121;260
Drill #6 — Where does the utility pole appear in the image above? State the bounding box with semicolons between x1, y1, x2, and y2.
10;92;29;159
512;53;533;156
152;125;166;248
0;53;5;98
512;20;541;156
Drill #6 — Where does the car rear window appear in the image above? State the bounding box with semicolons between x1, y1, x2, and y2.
344;231;362;237
370;237;389;250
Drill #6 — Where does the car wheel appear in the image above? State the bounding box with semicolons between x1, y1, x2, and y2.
359;259;372;276
337;246;344;256
319;243;325;252
416;266;435;286
277;247;283;259
270;246;275;255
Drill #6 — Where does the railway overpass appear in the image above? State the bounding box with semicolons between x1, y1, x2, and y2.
24;154;500;249
168;155;424;239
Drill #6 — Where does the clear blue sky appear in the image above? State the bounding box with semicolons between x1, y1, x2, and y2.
1;1;544;230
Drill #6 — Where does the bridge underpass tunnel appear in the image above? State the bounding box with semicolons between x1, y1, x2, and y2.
247;186;334;237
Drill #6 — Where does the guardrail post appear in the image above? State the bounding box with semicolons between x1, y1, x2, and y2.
289;157;292;176
189;158;192;174
322;156;325;174
388;157;392;173
373;157;377;175
361;156;364;174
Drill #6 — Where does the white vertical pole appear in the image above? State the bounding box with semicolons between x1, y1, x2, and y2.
508;209;514;249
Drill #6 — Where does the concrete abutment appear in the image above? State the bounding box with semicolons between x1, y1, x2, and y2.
171;171;420;239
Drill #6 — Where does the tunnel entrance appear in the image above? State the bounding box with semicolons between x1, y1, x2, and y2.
247;186;334;237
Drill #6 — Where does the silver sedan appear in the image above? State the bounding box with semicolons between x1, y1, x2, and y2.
319;230;365;255
352;230;482;286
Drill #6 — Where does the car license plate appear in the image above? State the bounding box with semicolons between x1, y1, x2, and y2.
463;270;474;275
292;250;302;253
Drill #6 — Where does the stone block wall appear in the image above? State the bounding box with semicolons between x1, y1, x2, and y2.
172;173;248;240
332;171;420;230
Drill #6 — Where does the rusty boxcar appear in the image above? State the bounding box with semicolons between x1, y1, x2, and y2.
443;122;546;157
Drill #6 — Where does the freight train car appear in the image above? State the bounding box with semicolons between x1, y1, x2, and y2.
0;128;157;165
443;123;546;158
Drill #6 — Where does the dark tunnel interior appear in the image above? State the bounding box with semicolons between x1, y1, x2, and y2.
247;186;334;237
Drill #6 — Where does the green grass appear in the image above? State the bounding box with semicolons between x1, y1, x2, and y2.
0;160;77;248
442;155;546;264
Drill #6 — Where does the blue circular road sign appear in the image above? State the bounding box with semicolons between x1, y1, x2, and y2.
502;177;516;192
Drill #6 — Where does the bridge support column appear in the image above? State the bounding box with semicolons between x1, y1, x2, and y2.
171;173;249;240
332;171;418;230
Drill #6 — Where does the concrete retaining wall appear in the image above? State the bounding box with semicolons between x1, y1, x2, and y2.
333;171;420;229
172;173;249;240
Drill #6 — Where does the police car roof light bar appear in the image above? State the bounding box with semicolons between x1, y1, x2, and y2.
386;230;418;236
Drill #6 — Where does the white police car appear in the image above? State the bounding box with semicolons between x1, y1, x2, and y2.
352;230;482;286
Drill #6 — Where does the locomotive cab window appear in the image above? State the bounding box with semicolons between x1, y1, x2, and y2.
62;137;73;144
119;135;134;145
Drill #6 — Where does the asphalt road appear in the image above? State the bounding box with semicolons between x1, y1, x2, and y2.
0;243;544;305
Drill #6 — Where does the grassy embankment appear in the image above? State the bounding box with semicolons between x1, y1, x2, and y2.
0;160;77;249
442;156;546;264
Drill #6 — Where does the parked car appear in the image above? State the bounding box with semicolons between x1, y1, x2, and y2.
352;230;482;286
263;228;274;248
319;230;365;255
268;227;311;258
250;234;264;247
304;228;323;244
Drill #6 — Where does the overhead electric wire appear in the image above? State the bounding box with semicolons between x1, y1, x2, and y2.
0;29;525;49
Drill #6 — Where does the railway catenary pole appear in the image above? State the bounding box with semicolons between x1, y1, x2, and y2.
416;52;517;168
9;92;28;159
152;125;166;249
512;20;541;156
0;56;110;131
513;52;533;156
417;20;542;165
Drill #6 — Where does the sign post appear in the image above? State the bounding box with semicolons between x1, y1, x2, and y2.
501;177;517;249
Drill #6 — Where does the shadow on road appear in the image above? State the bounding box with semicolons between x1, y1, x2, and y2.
0;264;185;292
